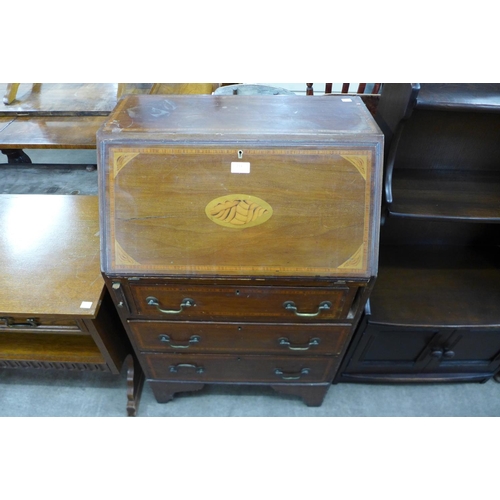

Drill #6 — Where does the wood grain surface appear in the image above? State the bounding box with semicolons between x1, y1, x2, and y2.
0;83;148;116
0;116;104;149
105;146;372;276
0;194;104;316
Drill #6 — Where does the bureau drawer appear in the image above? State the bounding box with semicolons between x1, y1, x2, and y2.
142;353;340;383
128;321;350;355
129;284;356;322
0;316;83;333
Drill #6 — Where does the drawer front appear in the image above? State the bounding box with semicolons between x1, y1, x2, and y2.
0;316;82;333
128;321;350;356
142;353;339;383
129;284;356;322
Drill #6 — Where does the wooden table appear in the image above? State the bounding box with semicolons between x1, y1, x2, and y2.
0;84;128;163
0;83;137;115
0;83;217;164
0;194;144;415
0;83;121;164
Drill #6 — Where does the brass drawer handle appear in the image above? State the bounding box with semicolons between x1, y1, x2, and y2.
0;317;38;329
278;337;320;351
169;363;204;374
283;301;332;317
159;334;201;349
274;368;310;380
146;297;195;314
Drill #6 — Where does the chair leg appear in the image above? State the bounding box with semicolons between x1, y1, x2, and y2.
3;83;20;104
117;83;126;99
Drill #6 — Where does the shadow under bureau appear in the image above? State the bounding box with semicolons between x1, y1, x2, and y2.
98;94;383;406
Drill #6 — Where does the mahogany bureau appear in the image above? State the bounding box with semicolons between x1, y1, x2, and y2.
98;94;383;406
0;194;143;416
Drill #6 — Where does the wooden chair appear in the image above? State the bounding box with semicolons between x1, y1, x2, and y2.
306;83;381;95
3;83;43;104
306;84;382;117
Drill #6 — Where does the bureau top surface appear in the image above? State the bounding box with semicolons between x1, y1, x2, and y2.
0;195;104;316
98;94;382;143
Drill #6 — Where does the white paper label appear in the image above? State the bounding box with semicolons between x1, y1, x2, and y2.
341;98;352;102
231;162;251;174
80;301;93;309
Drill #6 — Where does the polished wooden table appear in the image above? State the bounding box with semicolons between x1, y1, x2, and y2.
0;83;125;115
0;83;217;164
0;83;121;164
0;194;144;415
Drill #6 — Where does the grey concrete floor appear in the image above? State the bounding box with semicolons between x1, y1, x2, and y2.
1;148;499;417
0;365;499;417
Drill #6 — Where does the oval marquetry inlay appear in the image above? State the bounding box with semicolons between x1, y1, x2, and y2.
205;194;273;228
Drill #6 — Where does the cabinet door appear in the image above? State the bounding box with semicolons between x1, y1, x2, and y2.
343;324;450;375
431;328;500;375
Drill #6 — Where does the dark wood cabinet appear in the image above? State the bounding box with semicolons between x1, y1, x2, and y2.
344;321;500;383
98;94;383;406
339;84;500;384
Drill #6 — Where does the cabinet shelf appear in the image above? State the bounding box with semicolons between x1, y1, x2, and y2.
0;333;106;364
416;83;500;113
388;168;500;221
339;84;500;384
369;244;500;328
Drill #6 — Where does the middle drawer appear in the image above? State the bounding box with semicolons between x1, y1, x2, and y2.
128;321;350;356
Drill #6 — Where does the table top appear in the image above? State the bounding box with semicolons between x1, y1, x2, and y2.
0;83;152;116
0;194;104;317
0;116;14;132
0;116;103;149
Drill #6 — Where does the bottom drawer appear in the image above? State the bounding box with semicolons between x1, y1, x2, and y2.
142;353;340;383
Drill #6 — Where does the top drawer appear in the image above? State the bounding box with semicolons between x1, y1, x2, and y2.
0;316;82;333
128;283;358;322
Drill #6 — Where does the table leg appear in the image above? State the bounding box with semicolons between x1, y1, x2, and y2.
1;149;32;164
126;354;145;417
